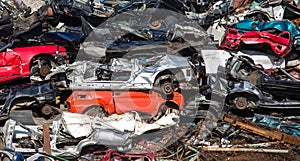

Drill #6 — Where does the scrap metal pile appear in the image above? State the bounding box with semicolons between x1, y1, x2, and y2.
1;0;300;160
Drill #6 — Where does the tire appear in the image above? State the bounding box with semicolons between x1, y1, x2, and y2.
82;106;107;118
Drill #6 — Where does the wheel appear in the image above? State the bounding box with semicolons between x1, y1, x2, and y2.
83;106;107;118
41;105;53;116
39;63;51;77
161;81;174;95
32;104;61;122
30;56;56;81
154;73;178;96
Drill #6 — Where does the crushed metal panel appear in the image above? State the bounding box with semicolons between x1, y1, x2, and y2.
0;51;21;77
13;12;42;37
134;112;180;135
91;129;132;146
80;42;107;58
92;113;136;132
0;16;13;37
68;54;192;91
235;18;300;36
201;50;286;75
201;50;232;74
206;23;226;41
237;50;285;69
84;111;180;148
219;28;293;57
61;112;93;138
92;111;180;136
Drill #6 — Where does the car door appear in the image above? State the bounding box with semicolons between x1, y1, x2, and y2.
0;51;22;82
113;90;163;116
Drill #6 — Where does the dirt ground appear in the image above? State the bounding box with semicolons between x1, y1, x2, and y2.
204;152;300;161
156;149;300;160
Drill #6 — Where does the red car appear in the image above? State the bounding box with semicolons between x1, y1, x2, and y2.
66;90;184;117
219;28;292;57
0;45;67;83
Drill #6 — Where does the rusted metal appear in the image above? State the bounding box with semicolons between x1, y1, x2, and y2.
231;0;254;10
161;82;174;95
40;65;51;77
43;124;51;154
41;105;53;116
234;97;248;110
223;114;300;146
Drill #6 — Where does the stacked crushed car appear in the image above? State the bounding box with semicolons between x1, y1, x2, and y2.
1;0;300;160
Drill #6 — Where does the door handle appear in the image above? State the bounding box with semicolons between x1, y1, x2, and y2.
114;92;121;96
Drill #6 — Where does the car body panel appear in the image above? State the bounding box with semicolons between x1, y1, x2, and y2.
219;28;292;57
42;32;84;45
67;90;114;114
113;90;184;115
0;51;21;78
67;90;184;116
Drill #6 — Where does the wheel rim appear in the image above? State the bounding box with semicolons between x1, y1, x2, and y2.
161;82;173;95
39;65;51;76
41;105;53;116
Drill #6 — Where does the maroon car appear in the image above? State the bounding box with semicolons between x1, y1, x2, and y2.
0;45;67;84
219;28;292;57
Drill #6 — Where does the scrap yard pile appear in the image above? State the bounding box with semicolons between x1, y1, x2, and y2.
2;0;300;160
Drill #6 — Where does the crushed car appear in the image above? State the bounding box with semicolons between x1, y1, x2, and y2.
0;81;58;118
219;27;292;57
47;54;198;95
224;55;300;111
0;45;67;84
66;90;184;118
